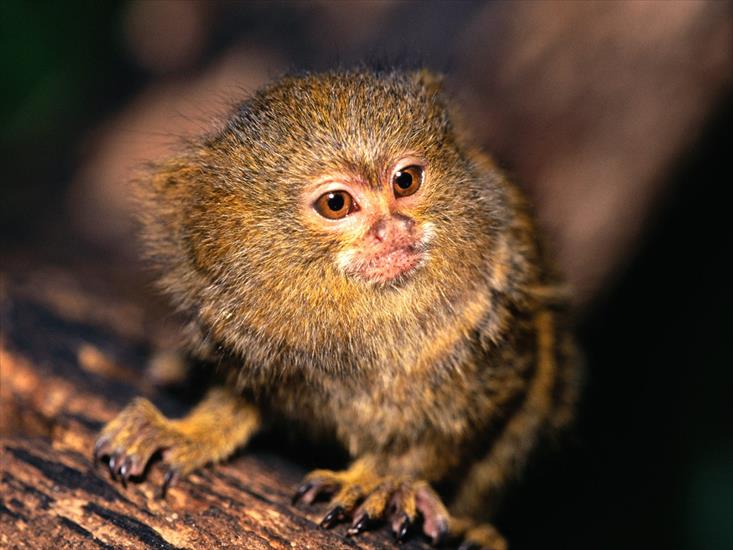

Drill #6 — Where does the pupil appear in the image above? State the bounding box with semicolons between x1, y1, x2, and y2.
396;172;413;189
327;193;344;211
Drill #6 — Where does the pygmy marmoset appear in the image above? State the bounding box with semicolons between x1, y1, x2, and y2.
94;68;579;550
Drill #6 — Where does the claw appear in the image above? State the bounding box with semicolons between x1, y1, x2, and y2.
93;436;109;462
292;482;312;505
108;453;122;479
395;514;411;542
320;505;345;529
119;456;135;486
430;518;449;546
347;513;370;536
158;468;179;499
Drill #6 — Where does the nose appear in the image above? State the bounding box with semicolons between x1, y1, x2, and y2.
369;214;415;243
372;219;388;242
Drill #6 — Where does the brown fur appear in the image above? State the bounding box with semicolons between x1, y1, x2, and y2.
96;68;579;549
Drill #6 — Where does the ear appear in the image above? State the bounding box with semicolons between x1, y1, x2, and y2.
411;69;445;94
132;156;201;263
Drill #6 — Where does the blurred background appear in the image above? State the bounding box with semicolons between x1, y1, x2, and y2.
1;1;731;549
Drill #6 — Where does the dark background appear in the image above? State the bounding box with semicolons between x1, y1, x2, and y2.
1;2;731;549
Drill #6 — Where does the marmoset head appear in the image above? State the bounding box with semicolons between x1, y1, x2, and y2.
140;69;510;368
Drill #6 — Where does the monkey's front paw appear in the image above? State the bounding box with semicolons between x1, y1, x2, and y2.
93;398;195;495
293;467;452;545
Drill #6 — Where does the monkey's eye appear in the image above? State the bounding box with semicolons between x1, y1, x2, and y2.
393;165;423;198
314;190;356;219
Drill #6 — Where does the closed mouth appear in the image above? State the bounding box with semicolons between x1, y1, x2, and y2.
356;245;424;284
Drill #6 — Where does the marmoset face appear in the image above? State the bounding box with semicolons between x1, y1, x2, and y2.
301;155;435;285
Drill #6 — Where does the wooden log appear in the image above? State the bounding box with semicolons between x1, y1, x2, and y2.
0;270;427;549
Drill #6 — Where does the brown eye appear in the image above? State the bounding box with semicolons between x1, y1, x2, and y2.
393;165;423;198
314;190;355;219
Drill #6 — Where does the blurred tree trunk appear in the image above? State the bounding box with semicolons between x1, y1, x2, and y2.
457;0;733;307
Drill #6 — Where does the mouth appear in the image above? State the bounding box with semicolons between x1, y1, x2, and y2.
348;244;425;285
